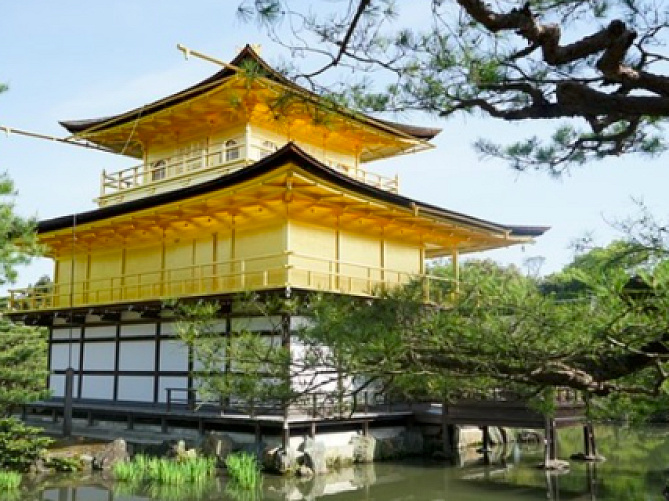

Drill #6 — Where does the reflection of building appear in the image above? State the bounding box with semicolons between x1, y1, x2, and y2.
9;46;546;443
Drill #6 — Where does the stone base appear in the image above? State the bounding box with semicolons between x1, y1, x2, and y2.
539;459;570;471
570;452;606;462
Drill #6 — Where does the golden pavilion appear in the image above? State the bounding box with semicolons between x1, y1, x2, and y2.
8;45;547;420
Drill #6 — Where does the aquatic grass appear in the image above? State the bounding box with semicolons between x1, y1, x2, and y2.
114;454;216;485
112;457;145;482
179;456;217;483
225;452;262;490
0;470;22;490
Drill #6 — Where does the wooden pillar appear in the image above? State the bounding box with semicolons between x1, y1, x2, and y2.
63;367;74;438
583;424;591;457
451;248;460;295
281;311;291;450
255;422;262;445
544;418;558;463
441;400;452;456
481;426;492;465
583;421;598;459
282;421;290;450
589;422;598;457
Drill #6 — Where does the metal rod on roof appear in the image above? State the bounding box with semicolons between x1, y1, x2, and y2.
176;44;243;73
0;125;113;153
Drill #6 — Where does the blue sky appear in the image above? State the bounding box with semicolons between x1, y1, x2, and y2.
2;1;668;289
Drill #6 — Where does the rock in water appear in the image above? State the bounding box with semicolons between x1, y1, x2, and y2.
301;438;327;474
351;435;376;463
200;432;236;465
92;439;129;470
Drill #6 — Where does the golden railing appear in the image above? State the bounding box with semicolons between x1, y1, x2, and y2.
99;139;399;197
7;252;453;312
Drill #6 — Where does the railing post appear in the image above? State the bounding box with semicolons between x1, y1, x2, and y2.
100;169;106;196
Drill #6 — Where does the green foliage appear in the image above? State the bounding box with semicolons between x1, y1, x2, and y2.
225;452;263;490
174;297;294;414
0;418;52;472
239;0;669;173
302;237;669;417
0;317;49;416
0;174;40;285
0;470;21;490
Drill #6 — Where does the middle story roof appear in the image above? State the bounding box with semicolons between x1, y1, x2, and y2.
38;143;548;258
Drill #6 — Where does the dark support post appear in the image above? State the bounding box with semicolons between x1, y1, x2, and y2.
63;367;74;438
582;421;598;459
362;420;369;437
583;424;591;457
481;426;492;465
481;427;491;451
255;422;262;445
441;400;450;456
588;422;598;457
310;421;316;439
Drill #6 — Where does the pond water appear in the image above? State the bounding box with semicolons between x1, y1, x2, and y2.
12;425;669;501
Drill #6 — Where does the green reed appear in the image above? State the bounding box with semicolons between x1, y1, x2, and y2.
224;452;263;490
113;455;216;485
0;471;21;490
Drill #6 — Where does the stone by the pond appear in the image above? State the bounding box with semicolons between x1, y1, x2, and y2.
301;438;327;475
200;432;237;464
399;429;424;455
92;439;129;470
374;437;398;460
29;458;50;475
351;435;375;463
263;447;296;474
144;439;183;458
79;454;94;470
297;464;314;478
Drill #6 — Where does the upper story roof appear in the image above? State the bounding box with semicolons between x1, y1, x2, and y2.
59;45;441;162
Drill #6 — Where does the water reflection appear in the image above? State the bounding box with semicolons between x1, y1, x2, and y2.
20;426;669;501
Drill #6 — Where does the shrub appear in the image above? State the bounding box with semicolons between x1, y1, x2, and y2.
44;456;82;472
0;418;52;472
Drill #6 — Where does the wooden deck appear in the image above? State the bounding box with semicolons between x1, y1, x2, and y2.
22;398;416;445
415;397;587;429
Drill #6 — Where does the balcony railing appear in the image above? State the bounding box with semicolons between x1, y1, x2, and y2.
99;139;399;199
7;252;453;312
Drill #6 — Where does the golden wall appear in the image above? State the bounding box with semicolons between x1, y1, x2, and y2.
49;211;423;306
